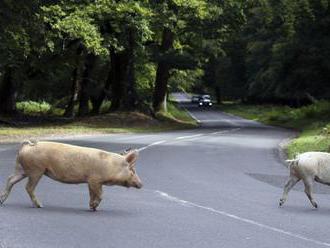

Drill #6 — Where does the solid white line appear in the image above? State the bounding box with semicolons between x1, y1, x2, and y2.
184;109;201;123
155;190;330;247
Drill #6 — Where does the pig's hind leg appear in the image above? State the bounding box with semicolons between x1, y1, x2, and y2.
303;177;318;208
0;169;26;205
25;173;44;208
279;175;300;206
88;181;103;211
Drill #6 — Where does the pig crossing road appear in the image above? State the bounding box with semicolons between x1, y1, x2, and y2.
0;142;143;211
0;100;330;248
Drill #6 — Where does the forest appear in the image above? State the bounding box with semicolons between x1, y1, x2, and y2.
0;0;329;118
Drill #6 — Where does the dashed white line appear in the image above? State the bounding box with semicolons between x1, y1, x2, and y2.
137;127;241;152
155;190;330;247
211;128;241;135
175;134;203;140
137;140;167;152
150;140;167;146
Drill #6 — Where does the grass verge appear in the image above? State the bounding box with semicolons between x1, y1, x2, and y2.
218;101;330;158
155;102;197;126
0;106;197;143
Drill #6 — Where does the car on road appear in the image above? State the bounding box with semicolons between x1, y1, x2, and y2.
197;95;212;107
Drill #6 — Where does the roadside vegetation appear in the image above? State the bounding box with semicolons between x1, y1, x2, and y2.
219;101;330;158
0;101;196;143
1;0;329;153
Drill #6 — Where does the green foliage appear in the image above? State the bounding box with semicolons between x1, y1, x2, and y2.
99;100;111;114
0;0;45;66
155;102;197;125
2;0;328;121
16;101;52;115
167;102;196;123
136;62;156;102
209;0;330;103
169;69;204;92
42;4;107;55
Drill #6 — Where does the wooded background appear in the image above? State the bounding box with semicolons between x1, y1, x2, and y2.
0;0;329;117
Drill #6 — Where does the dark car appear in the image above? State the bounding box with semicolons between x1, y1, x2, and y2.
197;95;212;107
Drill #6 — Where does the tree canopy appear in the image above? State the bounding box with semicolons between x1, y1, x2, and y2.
0;0;329;117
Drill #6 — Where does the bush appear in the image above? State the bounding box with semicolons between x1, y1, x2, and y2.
16;101;52;115
99;101;111;114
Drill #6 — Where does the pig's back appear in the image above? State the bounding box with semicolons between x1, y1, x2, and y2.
18;141;113;183
299;152;330;182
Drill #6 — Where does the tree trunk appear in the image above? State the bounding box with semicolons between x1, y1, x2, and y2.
109;51;129;111
78;53;96;116
90;61;112;114
64;45;83;118
122;28;138;110
0;66;17;116
152;27;174;113
215;86;222;104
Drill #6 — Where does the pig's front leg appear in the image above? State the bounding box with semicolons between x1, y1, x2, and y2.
88;181;103;211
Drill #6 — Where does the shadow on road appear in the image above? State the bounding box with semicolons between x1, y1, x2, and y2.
0;203;136;217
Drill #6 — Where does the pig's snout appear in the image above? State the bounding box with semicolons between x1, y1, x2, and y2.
134;181;143;189
131;174;143;189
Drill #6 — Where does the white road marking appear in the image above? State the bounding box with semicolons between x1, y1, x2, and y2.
198;119;239;125
173;128;241;143
136;107;243;152
175;134;203;140
211;128;241;135
137;127;241;152
137;140;167;152
195;119;227;122
184;109;201;123
155;190;330;247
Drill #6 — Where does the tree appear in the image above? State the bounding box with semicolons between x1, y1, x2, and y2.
0;0;45;115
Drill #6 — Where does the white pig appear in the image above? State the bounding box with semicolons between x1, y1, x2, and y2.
279;151;330;208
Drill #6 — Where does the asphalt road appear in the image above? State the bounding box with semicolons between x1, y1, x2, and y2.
1;97;330;248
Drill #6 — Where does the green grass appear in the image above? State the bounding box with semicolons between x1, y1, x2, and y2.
219;101;330;158
0;103;197;143
155;102;197;126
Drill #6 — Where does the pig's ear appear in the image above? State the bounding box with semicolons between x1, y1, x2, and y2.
125;150;139;165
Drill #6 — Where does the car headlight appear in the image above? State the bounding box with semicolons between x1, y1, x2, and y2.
199;102;202;105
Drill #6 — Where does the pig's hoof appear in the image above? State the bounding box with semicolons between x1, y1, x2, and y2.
90;206;97;211
34;202;43;208
279;199;285;207
0;194;7;205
